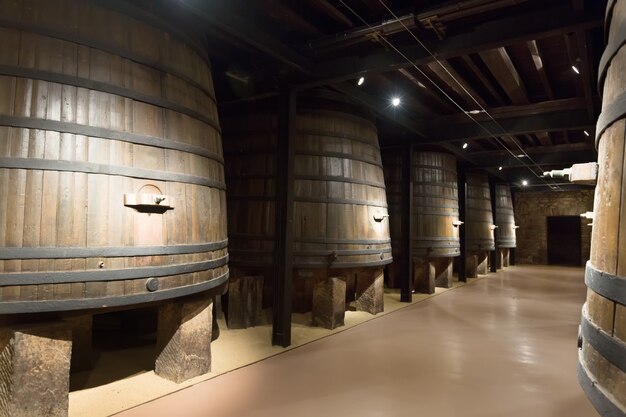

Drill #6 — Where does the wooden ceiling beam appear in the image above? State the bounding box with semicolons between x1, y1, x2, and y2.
397;68;458;113
307;0;354;28
527;40;555;100
462;55;507;106
535;132;553;146
426;60;488;109
479;47;529;105
313;4;603;83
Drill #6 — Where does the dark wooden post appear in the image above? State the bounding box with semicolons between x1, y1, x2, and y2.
457;161;467;282
400;144;414;302
273;87;296;347
489;175;498;273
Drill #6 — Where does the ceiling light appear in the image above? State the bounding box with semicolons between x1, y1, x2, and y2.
357;77;365;86
498;166;503;171
584;130;590;137
516;154;525;158
391;97;401;107
462;142;468;149
522;180;528;186
465;109;484;115
572;65;580;74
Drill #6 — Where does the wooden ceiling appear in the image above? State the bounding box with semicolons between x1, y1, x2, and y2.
169;0;605;189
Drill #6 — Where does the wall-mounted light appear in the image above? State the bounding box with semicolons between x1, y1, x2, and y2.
357;77;365;86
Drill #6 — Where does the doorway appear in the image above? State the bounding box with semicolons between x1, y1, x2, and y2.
547;216;582;266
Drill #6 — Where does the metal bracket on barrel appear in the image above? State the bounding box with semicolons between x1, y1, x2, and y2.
124;193;174;214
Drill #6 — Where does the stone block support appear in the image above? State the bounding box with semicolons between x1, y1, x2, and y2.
0;322;72;417
355;268;384;314
312;277;346;330
227;275;264;329
155;298;212;383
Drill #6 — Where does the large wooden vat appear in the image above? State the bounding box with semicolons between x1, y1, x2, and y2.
412;152;460;259
224;94;391;313
0;0;228;314
494;184;516;248
381;149;403;288
466;173;495;252
465;172;495;276
578;1;626;414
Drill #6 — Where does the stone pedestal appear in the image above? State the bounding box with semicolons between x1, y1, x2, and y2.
155;298;212;383
502;248;510;267
0;322;72;417
414;260;435;294
477;253;489;275
312;278;346;329
227;275;264;329
466;255;478;278
355;268;384;314
65;315;93;371
434;258;453;288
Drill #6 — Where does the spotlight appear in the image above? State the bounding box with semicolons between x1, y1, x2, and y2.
498;166;503;171
516;154;526;158
462;142;468;149
522;180;528;186
572;65;580;74
391;97;401;107
584;130;590;137
357;77;365;86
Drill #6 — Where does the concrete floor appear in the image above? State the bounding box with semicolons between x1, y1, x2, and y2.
115;265;598;417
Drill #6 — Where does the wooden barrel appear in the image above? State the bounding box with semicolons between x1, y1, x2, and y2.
223;111;277;270
0;0;228;314
465;173;495;252
225;96;392;270
381;149;403;288
578;1;626;414
495;184;516;248
412;152;460;259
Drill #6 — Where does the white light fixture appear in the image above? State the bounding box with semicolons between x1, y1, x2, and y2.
516;154;526;158
462;142;468;149
522;179;528;186
498;166;503;171
572;65;580;74
584;130;590;137
391;97;401;107
357;77;365;86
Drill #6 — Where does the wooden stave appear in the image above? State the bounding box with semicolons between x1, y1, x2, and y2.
412;152;460;258
579;1;626;414
223;101;392;271
495;184;517;249
0;0;227;313
465;173;495;252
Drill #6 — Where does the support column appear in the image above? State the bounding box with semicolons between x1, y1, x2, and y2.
312;277;346;329
466;254;478;278
355;268;384;314
401;143;414;302
155;298;212;383
477;253;489;275
273;87;296;347
0;322;72;417
457;161;467;282
489;176;498;273
510;248;516;265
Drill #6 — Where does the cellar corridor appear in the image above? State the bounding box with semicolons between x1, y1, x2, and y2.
115;265;597;417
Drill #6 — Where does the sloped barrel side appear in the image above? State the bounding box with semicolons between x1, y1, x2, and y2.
578;0;626;414
412;152;460;259
495;184;516;249
0;0;228;313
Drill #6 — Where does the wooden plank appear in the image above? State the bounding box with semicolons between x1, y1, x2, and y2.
427;60;488;109
479;47;529;105
461;54;506;106
526;40;554;100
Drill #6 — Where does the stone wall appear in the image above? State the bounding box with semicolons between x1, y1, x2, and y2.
513;189;594;265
